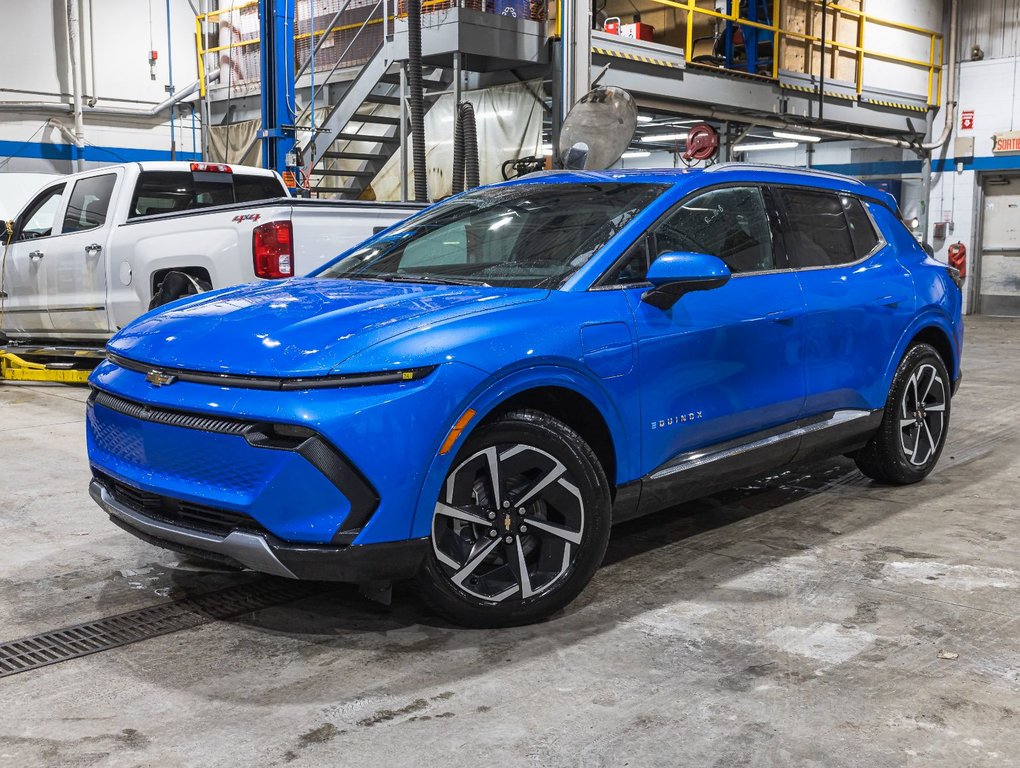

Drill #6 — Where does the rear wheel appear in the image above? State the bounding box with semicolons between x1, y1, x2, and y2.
855;343;951;485
419;409;611;627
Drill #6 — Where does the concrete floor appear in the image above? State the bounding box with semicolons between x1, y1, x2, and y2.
1;316;1018;768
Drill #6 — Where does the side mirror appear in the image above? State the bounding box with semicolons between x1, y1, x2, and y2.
641;251;731;310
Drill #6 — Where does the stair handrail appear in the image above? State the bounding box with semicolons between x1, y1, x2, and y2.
295;0;387;140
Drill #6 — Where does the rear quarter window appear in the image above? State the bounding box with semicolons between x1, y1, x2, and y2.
778;188;857;268
129;171;285;218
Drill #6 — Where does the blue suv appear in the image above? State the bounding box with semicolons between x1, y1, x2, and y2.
86;165;963;626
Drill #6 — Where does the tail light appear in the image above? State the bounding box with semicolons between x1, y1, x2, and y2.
191;162;232;173
252;221;294;279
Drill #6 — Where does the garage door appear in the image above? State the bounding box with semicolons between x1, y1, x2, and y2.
978;175;1020;316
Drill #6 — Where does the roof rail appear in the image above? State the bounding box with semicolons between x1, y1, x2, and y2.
705;162;867;187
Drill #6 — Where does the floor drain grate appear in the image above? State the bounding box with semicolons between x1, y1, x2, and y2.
0;579;321;679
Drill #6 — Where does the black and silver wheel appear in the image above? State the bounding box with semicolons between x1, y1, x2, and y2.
419;409;611;627
855;343;951;485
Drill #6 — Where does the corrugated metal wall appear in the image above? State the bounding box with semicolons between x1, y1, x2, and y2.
958;0;1020;61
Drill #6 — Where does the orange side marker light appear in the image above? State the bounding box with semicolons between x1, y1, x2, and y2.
439;409;476;455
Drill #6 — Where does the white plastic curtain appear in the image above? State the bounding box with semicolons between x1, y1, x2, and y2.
371;79;545;201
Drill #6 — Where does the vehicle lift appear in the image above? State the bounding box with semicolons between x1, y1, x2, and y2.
0;341;101;385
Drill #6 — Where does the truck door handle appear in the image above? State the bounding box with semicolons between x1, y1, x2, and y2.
85;243;102;254
28;250;44;260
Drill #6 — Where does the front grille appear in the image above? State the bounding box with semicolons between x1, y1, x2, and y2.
91;389;251;436
96;472;268;538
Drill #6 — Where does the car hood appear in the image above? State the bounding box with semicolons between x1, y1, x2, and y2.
108;278;548;376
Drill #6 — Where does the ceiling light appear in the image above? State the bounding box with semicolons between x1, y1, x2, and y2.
637;115;653;123
772;131;821;143
621;151;651;158
734;141;799;152
640;133;688;143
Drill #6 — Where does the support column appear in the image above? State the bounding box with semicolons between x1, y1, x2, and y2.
558;0;591;151
259;0;297;177
919;109;936;245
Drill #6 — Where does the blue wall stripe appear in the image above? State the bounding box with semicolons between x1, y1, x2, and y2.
807;155;1020;177
0;139;200;164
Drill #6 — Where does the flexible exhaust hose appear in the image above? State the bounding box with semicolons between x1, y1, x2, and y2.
452;101;465;195
407;0;428;202
460;102;479;190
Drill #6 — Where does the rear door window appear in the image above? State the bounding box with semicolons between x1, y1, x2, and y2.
62;174;117;234
777;188;857;268
129;171;285;218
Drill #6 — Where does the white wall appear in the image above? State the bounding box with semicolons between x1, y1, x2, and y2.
0;0;201;173
861;0;944;99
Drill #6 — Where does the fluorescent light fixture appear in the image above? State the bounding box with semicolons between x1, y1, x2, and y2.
772;130;821;143
621;151;651;159
640;133;688;143
734;141;799;152
542;143;553;154
637;115;654;123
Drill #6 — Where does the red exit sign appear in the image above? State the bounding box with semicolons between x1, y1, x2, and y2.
960;110;975;130
993;131;1020;155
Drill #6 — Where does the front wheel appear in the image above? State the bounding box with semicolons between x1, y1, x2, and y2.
418;409;612;628
855;343;951;485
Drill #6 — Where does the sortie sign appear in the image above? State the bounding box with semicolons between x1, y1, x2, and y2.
993;131;1020;155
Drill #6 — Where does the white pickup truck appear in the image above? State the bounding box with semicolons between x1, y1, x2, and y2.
0;162;422;344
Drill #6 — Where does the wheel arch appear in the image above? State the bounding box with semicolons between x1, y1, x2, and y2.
408;364;633;540
885;312;960;396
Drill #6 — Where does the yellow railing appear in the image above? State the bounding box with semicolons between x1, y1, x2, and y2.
586;0;944;106
194;2;394;98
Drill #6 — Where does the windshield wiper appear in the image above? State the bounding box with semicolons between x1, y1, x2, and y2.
373;273;491;287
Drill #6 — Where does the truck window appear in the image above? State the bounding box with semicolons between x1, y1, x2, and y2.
129;171;284;218
16;184;66;240
62;174;117;234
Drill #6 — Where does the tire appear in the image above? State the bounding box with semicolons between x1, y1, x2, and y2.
149;271;212;310
418;409;612;628
855;343;951;485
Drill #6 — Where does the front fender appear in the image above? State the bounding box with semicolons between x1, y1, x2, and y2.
406;360;634;540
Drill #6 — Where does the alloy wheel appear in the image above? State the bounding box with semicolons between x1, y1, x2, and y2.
898;362;947;466
431;443;585;603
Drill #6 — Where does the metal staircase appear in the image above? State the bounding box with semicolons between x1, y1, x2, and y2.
300;45;451;199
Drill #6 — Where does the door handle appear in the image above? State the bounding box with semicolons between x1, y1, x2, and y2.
85;243;102;254
28;250;44;260
875;295;900;308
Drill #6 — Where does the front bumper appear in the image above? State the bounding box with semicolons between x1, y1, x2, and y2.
90;478;428;582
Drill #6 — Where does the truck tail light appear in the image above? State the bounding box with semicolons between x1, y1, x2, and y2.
190;162;232;173
252;221;294;279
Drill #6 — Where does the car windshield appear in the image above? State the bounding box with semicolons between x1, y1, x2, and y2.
317;182;667;288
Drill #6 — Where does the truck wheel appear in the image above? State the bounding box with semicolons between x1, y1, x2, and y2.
149;271;212;310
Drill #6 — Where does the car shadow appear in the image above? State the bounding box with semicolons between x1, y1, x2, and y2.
136;437;1006;706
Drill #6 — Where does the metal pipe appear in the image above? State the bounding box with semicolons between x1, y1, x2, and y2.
921;0;958;151
165;0;176;160
66;0;86;170
82;0;98;103
0;70;220;117
399;63;408;203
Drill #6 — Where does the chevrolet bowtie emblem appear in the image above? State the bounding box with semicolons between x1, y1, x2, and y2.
145;369;177;387
504;513;512;532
